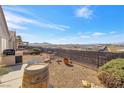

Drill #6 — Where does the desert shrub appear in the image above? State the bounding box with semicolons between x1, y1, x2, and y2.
32;48;41;52
0;65;9;76
98;58;124;88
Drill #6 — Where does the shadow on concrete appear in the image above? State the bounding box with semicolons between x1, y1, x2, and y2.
8;64;23;72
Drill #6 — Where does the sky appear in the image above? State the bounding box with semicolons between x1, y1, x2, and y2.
2;5;124;44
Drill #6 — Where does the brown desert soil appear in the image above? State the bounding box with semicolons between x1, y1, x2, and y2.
23;54;104;88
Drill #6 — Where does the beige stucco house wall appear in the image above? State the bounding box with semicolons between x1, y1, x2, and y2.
9;31;16;50
0;6;17;65
0;6;10;55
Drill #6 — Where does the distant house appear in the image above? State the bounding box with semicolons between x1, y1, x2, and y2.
0;6;16;55
98;45;109;52
16;35;29;49
16;35;23;49
22;42;29;46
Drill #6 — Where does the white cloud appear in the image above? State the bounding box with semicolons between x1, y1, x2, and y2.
92;32;106;36
7;22;27;30
4;11;36;30
75;6;93;19
3;7;70;31
77;32;91;39
77;32;82;35
56;25;70;29
3;6;32;15
109;31;116;34
80;35;90;38
37;23;69;31
17;32;34;37
43;31;124;44
4;11;35;24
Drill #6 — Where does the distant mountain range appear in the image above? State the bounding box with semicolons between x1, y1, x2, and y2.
29;42;52;46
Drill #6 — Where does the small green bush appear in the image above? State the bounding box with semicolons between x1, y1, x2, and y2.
32;48;40;52
98;58;124;88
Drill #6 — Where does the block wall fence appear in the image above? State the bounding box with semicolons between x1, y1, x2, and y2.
42;48;124;68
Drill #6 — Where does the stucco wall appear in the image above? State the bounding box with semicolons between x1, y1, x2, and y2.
0;55;15;65
9;31;16;49
0;6;10;55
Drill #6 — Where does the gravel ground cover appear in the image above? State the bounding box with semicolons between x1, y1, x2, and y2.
0;54;104;88
49;56;104;88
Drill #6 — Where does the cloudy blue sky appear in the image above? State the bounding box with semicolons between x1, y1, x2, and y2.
2;5;124;44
